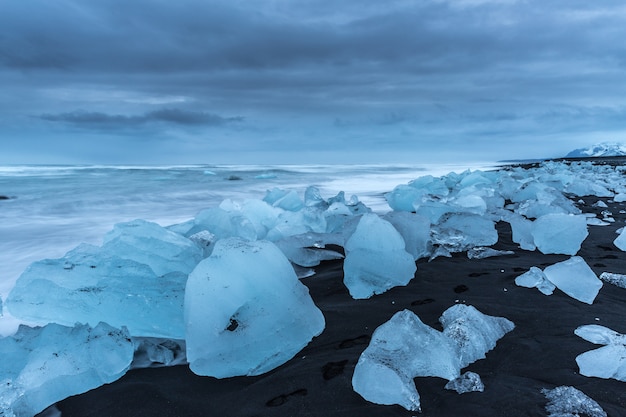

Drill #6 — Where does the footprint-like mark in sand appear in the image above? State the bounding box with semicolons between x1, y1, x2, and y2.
602;254;618;259
594;263;607;268
468;272;489;277
598;245;615;251
512;267;526;272
322;359;349;380
338;335;370;349
266;389;308;407
411;298;435;306
454;284;469;293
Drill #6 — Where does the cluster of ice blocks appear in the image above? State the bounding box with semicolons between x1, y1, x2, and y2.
352;306;514;411
4;160;626;415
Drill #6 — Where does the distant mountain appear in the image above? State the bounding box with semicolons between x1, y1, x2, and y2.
566;142;626;158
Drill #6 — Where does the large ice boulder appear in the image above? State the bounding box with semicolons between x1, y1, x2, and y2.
0;322;133;417
575;324;626;382
352;306;514;412
531;214;588;255
7;243;189;338
102;219;203;276
343;214;416;299
184;238;325;378
543;257;602;304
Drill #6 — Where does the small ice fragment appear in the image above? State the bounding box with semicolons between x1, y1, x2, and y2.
467;247;514;259
574;324;626;345
587;218;610;226
543;257;602;304
542;386;607;417
599;272;626;288
444;371;484;393
613;228;626;251
515;266;556;295
593;200;608;208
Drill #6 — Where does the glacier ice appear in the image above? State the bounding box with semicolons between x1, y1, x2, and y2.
273;232;344;267
613;227;626;251
7;243;189;338
575;324;626;382
575;324;626;346
184;238;325;378
432;214;498;252
102;219;202;276
467;247;514;259
531;213;588;255
352;305;513;411
515;266;556;295
343;214;416;299
543;257;602;304
505;213;536;251
599;272;626;289
542;386;607;417
383;211;431;260
131;337;187;369
440;304;515;368
0;322;133;417
444;371;484;393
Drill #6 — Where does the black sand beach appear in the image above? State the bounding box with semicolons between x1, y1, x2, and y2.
53;193;626;417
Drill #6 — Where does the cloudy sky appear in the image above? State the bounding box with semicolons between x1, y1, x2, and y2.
1;0;626;165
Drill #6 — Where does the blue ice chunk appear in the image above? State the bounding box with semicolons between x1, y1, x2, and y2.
444;371;484;393
575;324;626;382
432;214;498;253
542;386;607;417
352;306;513;412
7;244;188;338
515;266;556;295
383;211;431;260
102;219;202;276
531;213;588;255
543;256;602;304
184;238;325;378
343;214;416;299
0;322;133;417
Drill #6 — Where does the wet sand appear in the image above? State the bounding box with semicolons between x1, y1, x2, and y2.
55;196;626;417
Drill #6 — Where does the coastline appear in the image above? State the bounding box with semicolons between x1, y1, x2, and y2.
55;195;626;416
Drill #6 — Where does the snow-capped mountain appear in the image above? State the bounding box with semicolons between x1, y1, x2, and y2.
566;142;626;158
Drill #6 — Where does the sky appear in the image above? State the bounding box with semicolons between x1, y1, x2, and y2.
1;0;626;165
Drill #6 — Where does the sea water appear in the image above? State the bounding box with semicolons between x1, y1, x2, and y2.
0;162;493;335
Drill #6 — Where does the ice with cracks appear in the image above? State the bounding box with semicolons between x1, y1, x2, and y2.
4;160;626;414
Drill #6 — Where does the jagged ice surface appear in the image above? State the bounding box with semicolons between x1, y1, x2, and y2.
0;322;133;417
542;386;607;417
352;305;513;412
575;325;626;382
184;238;325;378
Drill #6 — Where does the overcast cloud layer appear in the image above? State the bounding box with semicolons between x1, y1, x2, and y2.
1;0;626;164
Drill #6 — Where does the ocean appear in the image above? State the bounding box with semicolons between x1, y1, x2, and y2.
0;162;494;335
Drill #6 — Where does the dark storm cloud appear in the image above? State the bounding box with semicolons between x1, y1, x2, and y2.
38;109;243;129
2;0;626;163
